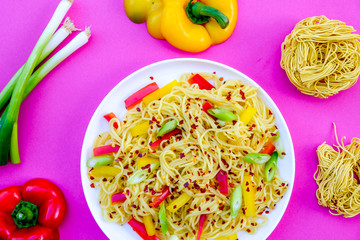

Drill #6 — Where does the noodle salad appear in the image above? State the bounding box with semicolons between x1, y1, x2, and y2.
87;73;288;240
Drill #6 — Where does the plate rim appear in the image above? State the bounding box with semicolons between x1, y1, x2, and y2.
80;58;295;240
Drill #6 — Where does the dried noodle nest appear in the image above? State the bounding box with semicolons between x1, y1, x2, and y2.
280;16;360;98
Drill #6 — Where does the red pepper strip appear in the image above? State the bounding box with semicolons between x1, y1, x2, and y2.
111;192;127;204
188;74;215;90
93;144;120;156
216;170;229;195
260;142;276;155
150;129;181;150
128;218;161;240
149;187;171;208
125;82;159;110
9;226;60;240
202;101;217;120
196;214;207;240
104;112;118;129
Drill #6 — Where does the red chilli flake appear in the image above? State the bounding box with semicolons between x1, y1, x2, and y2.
144;185;149;193
180;153;185;159
150;76;154;80
90;183;95;188
151;189;156;195
141;164;151;170
184;182;189;187
90;176;95;180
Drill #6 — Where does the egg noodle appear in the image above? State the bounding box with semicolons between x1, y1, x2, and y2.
89;73;288;239
315;124;360;218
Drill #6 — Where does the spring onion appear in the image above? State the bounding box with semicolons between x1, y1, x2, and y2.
87;156;113;168
10;122;20;164
207;107;238;122
230;185;242;219
274;136;286;159
127;163;160;185
0;0;73;165
169;236;179;240
265;152;278;182
159;202;168;235
243;153;271;164
156;119;178;138
0;17;78;110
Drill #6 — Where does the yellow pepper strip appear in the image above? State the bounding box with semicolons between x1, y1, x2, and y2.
166;192;191;213
137;157;160;169
91;166;122;178
241;174;256;217
143;80;180;105
143;215;156;236
130;121;150;137
213;233;238;240
240;106;257;126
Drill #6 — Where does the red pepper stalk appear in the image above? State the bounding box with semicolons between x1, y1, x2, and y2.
0;179;66;240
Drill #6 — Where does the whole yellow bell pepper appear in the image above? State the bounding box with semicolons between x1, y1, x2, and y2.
124;0;238;52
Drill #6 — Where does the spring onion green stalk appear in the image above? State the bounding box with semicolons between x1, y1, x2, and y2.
274;136;285;159
156;119;178;138
8;28;90;165
159;202;168;235
87;155;113;168
0;16;77;110
207;107;238;122
0;0;73;165
10;122;20;164
243;153;271;164
265;152;278;182
230;185;242;219
127;163;160;184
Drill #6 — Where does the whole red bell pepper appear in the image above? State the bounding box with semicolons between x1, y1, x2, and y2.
0;179;66;240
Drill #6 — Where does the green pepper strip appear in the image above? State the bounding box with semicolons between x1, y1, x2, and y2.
207;107;237;122
156;120;178;138
243;153;271;164
159;202;168;235
186;0;229;29
230;185;242;219
265;152;278;182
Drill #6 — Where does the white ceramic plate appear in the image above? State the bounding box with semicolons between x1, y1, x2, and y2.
81;58;295;240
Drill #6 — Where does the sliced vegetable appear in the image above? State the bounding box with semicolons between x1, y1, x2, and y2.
207;107;237;122
169;236;179;240
265;152;278;182
87;156;113;168
137;157;159;169
216;170;229;195
243;153;271;164
260;142;276;155
166;192;191;213
143;80;180;106
274;137;286;159
150;187;171;208
156;120;178;138
104;112;118;129
93;144;120;156
202;101;217;119
230;185;242;219
111;192;127;204
125;83;159;110
150;129;181;150
213;233;238;240
241;174;256;217
130;121;151;137
128;218;161;240
240;106;257;126
143;215;156;236
91;166;121;178
196;214;207;240
10;122;20;164
159;203;168;235
188;74;215;90
128;163;160;185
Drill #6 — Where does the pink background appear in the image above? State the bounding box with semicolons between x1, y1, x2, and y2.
1;0;360;239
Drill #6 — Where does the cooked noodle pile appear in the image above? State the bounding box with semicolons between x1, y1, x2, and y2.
280;16;360;98
315;126;360;217
89;73;288;239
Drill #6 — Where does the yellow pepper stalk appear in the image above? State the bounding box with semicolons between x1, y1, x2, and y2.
130;121;151;136
137;157;160;169
143;215;156;236
240;106;257;126
143;80;180;105
91;166;122;178
124;0;238;52
241;174;256;217
213;233;238;240
166;192;191;212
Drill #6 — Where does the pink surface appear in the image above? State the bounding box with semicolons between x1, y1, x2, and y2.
1;0;360;239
